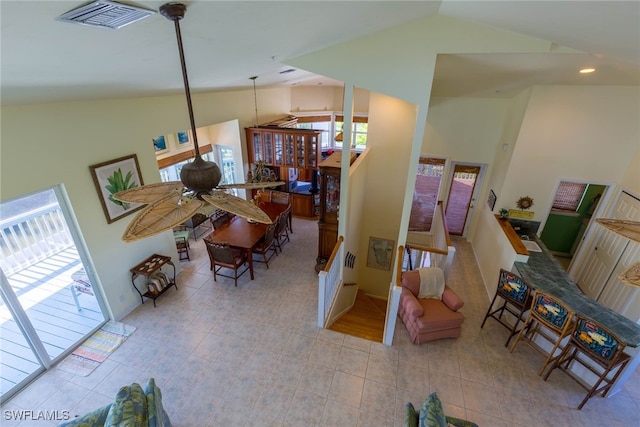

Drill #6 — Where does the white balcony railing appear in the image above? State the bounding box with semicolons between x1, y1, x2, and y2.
0;203;73;276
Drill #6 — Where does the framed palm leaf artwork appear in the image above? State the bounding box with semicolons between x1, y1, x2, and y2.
89;154;144;223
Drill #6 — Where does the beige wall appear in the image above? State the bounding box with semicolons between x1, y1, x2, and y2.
0;87;292;320
357;92;417;296
291;86;371;114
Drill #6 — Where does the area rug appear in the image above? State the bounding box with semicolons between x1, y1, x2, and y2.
57;321;136;376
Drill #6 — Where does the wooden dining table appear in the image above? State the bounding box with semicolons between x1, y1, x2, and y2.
203;202;288;279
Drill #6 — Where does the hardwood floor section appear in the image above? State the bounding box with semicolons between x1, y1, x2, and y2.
328;290;386;343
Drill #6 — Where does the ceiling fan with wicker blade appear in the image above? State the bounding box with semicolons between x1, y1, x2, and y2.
114;2;283;242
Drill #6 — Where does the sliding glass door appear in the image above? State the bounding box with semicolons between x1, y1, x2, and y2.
0;186;107;403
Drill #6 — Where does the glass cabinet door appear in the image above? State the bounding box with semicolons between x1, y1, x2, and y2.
263;132;273;164
296;135;305;168
252;132;263;162
307;135;318;168
325;173;340;213
274;134;283;166
285;134;294;166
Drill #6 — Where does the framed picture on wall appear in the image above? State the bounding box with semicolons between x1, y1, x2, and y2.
367;236;395;270
177;131;190;144
487;189;497;211
89;154;144;224
153;135;167;153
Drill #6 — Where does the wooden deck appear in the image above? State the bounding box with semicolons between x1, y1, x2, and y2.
0;248;104;397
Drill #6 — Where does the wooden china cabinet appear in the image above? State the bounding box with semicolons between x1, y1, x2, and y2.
245;126;321;183
317;151;356;266
245;126;322;218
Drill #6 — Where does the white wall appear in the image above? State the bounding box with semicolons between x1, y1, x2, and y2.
0;87;292;320
288;14;553;107
499;85;640;221
423;96;512;239
472;205;519;298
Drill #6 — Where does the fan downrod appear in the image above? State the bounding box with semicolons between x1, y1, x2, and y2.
160;2;222;196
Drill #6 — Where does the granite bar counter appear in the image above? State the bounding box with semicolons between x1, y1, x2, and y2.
514;240;640;347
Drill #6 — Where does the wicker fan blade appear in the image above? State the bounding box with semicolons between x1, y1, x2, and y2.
595;219;640;243
202;191;272;224
122;193;203;242
619;261;640;288
217;181;286;190
114;181;184;204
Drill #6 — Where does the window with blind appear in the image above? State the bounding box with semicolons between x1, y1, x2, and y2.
552;181;587;211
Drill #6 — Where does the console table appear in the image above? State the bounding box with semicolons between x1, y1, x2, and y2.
130;254;177;307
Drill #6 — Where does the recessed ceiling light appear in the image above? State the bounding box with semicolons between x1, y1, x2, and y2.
579;68;596;74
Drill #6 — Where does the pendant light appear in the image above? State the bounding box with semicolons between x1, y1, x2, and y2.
250;76;259;127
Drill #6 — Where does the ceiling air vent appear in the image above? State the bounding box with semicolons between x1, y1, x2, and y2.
56;1;156;30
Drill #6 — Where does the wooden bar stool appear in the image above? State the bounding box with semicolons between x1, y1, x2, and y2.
509;290;575;375
543;315;631;410
481;269;533;347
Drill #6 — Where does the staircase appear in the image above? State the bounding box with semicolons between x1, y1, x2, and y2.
329;290;387;342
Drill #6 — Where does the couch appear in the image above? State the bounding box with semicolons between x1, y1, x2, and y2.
405;392;478;427
58;378;171;427
399;268;465;344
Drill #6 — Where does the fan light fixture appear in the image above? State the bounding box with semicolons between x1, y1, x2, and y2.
113;2;283;242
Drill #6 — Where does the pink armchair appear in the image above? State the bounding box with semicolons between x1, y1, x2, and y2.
398;269;465;344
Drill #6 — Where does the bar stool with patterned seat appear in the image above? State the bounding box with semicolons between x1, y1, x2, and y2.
480;268;534;347
509;290;575;375
543;314;631;410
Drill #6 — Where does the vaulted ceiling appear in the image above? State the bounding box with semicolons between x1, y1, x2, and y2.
1;1;638;105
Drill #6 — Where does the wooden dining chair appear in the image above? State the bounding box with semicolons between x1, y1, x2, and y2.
203;239;251;286
252;222;278;268
271;191;292;233
543;314;631;409
509;290;575;376
175;236;190;261
210;211;231;230
275;206;291;251
481;269;533;347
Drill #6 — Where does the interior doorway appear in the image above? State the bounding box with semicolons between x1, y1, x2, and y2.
540;181;608;270
444;164;482;236
408;157;445;232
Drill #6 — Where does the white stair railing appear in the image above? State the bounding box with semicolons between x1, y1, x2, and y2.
317;236;344;328
430;201;455;277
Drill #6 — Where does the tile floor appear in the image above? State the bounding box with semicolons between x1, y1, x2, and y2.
2;218;639;426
